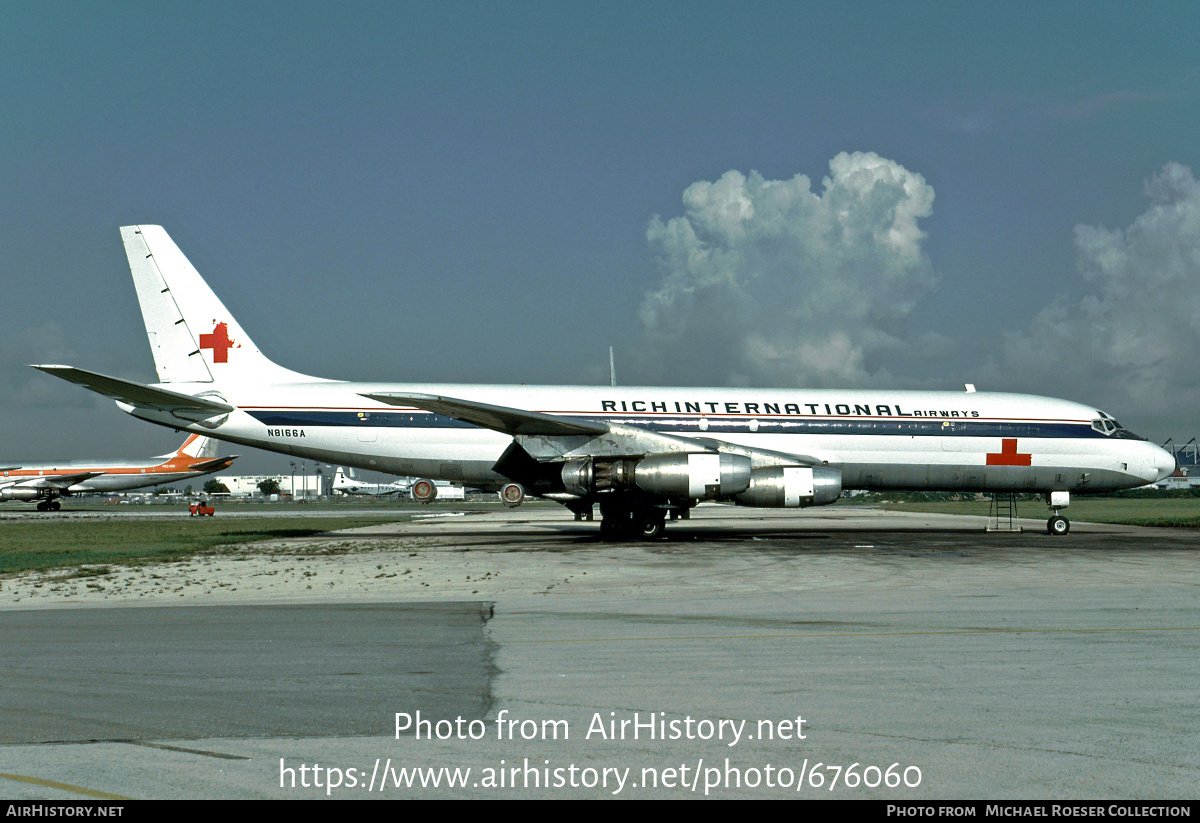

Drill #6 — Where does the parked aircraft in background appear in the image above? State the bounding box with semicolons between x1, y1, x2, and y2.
35;226;1174;536
332;466;408;497
0;433;236;511
331;466;467;502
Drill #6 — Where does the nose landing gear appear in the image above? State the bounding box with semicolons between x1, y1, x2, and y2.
1047;513;1070;535
1045;491;1071;535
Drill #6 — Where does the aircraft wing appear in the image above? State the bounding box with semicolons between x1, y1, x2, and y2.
7;472;105;490
362;392;609;436
687;437;829;468
363;391;832;467
31;366;234;414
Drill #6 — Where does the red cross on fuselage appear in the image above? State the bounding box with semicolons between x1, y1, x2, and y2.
199;322;235;363
986;438;1031;466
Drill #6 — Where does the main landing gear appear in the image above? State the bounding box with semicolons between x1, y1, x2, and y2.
35;499;62;512
598;495;670;541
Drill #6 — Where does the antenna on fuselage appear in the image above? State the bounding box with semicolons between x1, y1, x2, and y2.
609;346;617;387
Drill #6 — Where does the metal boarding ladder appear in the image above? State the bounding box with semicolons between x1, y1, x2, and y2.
986;492;1022;533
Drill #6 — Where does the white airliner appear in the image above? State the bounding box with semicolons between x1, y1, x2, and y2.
34;226;1174;536
332;466;408;497
331;466;466;502
0;433;236;511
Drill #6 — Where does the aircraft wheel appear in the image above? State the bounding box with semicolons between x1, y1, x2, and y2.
599;517;624;540
599;496;632;541
1047;515;1070;536
36;501;48;512
638;515;666;540
50;500;61;511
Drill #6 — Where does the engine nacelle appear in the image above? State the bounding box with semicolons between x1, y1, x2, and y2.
410;478;438;504
734;466;842;508
499;482;525;508
0;487;43;501
560;458;593;496
634;453;752;499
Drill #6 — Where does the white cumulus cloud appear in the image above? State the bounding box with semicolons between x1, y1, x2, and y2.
634;152;937;387
994;162;1200;434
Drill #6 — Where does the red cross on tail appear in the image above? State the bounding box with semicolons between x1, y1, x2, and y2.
198;322;235;363
986;438;1031;466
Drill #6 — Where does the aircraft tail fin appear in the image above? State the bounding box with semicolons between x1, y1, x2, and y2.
178;434;220;459
121;225;313;386
155;435;235;469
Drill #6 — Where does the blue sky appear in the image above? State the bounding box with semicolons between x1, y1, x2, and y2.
3;2;1198;474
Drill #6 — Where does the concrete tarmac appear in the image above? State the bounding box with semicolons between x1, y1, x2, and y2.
0;505;1196;799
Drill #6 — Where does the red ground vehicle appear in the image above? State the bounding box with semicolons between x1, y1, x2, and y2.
189;501;215;516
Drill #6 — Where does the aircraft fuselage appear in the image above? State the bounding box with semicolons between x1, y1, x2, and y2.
121;381;1171;494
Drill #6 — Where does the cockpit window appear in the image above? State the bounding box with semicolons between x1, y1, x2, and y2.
1092;411;1142;439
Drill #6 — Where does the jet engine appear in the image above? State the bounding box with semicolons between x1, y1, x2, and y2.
733;466;842;508
499;482;525;508
410;478;437;504
560;453;752;500
633;453;752;499
0;487;42;502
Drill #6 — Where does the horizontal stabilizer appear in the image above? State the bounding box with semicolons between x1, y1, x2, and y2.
31;366;234;414
187;456;238;472
362;392;609;437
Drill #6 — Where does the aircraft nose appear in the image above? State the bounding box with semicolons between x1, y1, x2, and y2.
1146;442;1176;484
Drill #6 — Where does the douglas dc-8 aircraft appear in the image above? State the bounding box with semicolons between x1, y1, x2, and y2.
0;433;235;511
34;226;1174;537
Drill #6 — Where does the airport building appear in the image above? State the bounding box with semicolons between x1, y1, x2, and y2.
203;474;329;499
1158;440;1199;489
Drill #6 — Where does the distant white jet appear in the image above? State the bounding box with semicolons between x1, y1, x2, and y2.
35;226;1175;537
332;466;408;497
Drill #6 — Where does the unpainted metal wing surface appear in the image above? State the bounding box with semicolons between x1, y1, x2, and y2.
31;365;234;413
11;472;105;489
361;392;609;437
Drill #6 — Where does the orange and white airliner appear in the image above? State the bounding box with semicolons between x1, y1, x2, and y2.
0;433;236;511
33;226;1174;536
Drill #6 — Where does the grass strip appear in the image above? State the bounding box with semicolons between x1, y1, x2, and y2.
0;516;403;575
